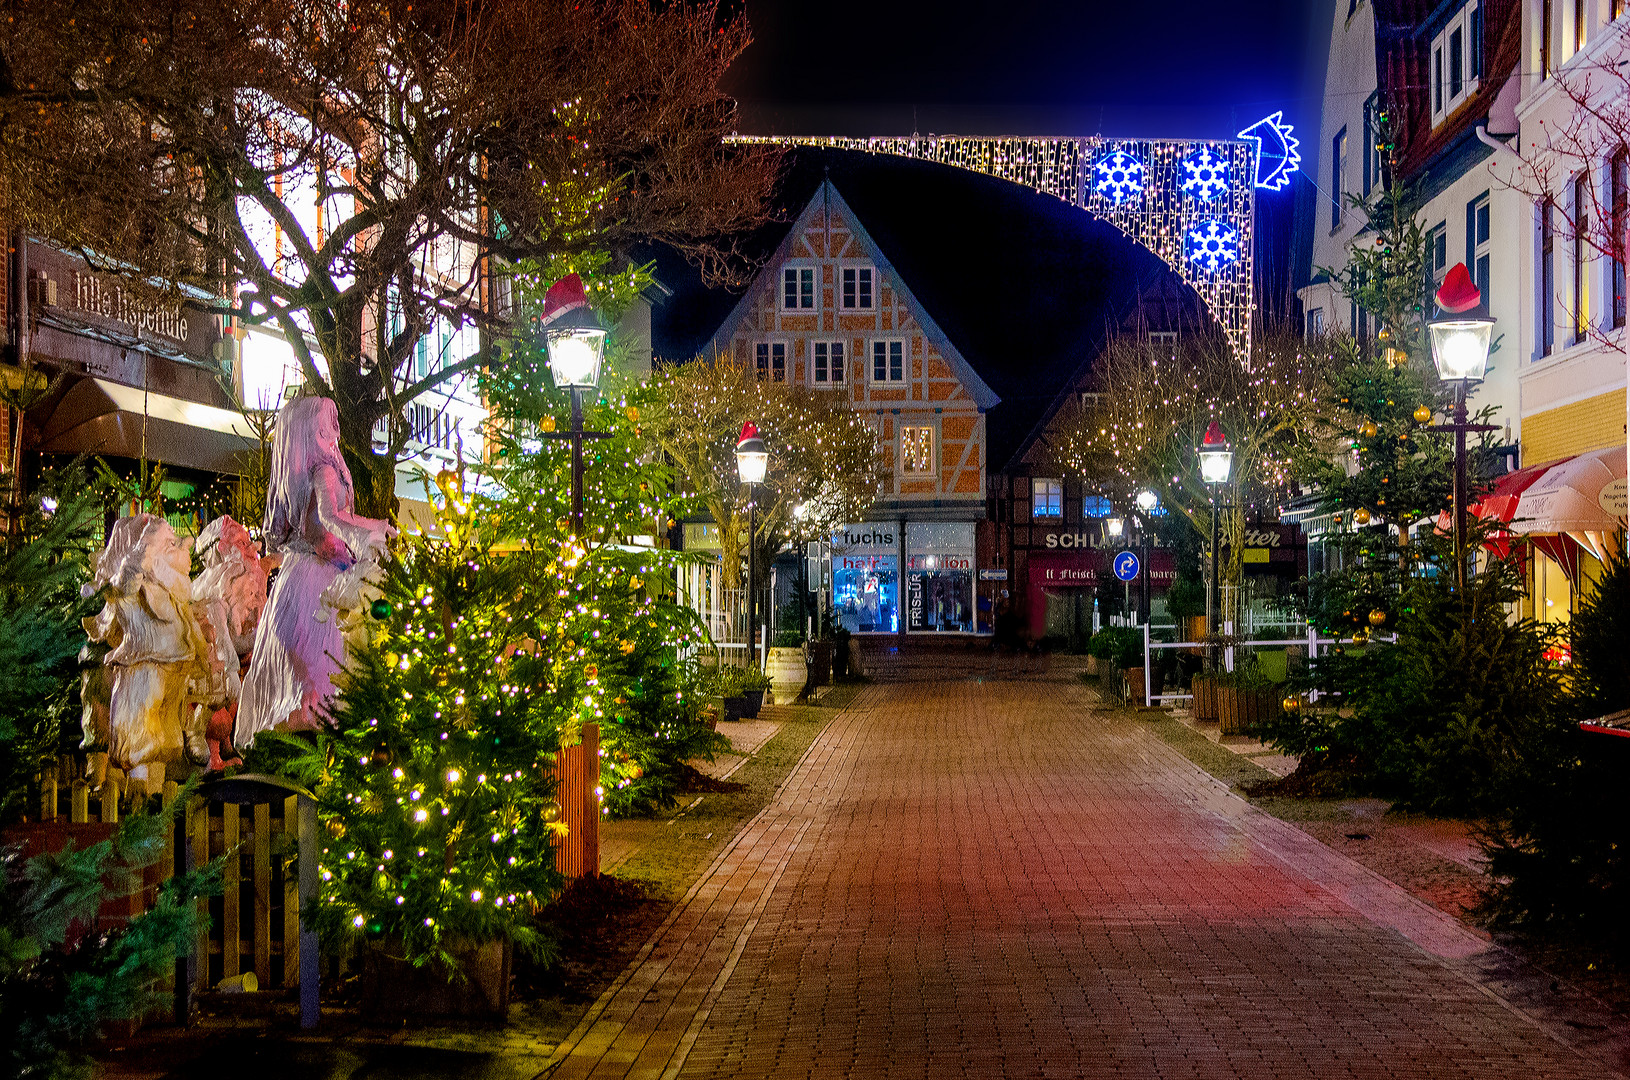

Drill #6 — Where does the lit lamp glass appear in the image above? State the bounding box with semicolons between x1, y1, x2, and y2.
1135;489;1159;512
544;308;607;390
735;434;768;485
1427;316;1495;383
1198;420;1233;486
1106;516;1125;538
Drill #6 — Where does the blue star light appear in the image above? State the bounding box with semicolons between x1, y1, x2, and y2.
1179;147;1231;202
1236;112;1301;191
1186;220;1239;273
1093;151;1145;204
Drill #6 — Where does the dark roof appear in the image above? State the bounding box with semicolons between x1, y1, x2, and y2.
1376;0;1522;184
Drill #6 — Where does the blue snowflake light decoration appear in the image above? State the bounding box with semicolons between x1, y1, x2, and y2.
1093;151;1145;204
1185;219;1239;273
1179;147;1231;202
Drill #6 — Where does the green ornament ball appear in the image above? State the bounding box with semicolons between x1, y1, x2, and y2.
371;598;394;620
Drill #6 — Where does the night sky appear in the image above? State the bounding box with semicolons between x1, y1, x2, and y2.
645;1;1333;461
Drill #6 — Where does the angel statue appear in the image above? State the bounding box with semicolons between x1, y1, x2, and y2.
237;396;394;745
190;515;280;770
81;513;211;795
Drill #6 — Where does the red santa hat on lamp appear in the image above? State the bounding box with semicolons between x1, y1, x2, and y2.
735;422;768;483
539;273;605;388
1427;263;1495;383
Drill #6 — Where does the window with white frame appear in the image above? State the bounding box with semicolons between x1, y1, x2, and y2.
1575;171;1591;344
1363;93;1384;197
811;340;847;386
755;341;787;382
1031;478;1063;518
781;266;815;311
1427;221;1448;279
1430;2;1481;127
1466;191;1491;300
900;426;934;475
871;339;905;383
1307;307;1326;335
841;266;874;310
1331;127;1347;229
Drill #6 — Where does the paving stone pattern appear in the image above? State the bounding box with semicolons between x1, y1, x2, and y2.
545;661;1622;1079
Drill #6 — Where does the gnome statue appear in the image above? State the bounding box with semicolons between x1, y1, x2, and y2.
189;515;280;770
237;396;394;745
81;514;211;795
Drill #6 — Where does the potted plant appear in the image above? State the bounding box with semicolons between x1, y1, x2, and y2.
739;669;770;718
717;666;747;722
1215;660;1276;736
766;630;808;704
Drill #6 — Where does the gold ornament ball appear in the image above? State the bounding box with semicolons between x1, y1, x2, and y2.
435;468;459;491
1368;609;1388;627
541;415;557;432
326;818;347;839
1377;327;1393;343
1413;405;1433;424
541;800;563;824
1352;629;1370;645
1358;420;1379;438
1281;695;1301;714
1353;508;1373;525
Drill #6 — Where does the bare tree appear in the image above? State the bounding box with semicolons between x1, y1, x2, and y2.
1502;52;1630;345
0;0;780;514
643;358;887;592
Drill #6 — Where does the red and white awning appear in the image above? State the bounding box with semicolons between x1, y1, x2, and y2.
1508;445;1628;561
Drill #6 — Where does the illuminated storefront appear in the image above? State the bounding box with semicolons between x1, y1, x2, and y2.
832;524;900;634
904;522;977;634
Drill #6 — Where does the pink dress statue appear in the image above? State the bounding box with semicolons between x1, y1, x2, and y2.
190;515;279;769
237;397;393;744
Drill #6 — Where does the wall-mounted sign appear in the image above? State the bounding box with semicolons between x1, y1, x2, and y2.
979;568;1008;581
833;523;898;556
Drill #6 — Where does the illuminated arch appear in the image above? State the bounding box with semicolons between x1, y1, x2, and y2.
728;135;1261;366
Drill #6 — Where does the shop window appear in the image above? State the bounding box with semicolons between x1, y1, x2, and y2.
811;340;846;386
755;341;786;382
833;525;900;634
1032;478;1063;518
872;339;906;383
904;522;976;634
901;426;934;475
841;266;874;310
781;266;815;311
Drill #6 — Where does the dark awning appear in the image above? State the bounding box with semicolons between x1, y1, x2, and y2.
32;377;258;474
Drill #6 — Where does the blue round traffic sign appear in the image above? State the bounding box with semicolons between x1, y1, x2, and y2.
1112;551;1141;582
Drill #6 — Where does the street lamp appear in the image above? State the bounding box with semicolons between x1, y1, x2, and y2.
736;422;768;668
1199;420;1233;648
1106;516;1124;538
1425;263;1498;595
1134;489;1158;624
540;274;609;536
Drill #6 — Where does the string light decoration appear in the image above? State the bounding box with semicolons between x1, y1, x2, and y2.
727;133;1258;365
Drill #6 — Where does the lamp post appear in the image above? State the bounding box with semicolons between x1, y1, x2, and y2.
1425;264;1498;595
1198;421;1233;651
736;423;768;668
540;275;609;536
1135;489;1158;626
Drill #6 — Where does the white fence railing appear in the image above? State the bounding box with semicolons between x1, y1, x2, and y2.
1139;623;1397;706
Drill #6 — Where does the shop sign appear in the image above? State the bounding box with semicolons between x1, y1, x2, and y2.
833;524;898;555
1040;531;1100;549
979;568;1008;580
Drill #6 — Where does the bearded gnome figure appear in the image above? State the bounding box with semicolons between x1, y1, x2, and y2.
81;514;212;795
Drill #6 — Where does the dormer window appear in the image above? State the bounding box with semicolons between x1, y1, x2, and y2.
1430;2;1481;127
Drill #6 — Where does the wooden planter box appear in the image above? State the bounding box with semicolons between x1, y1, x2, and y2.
1191;674;1219;722
1122;667;1146;705
360;938;512;1022
1218;685;1275;736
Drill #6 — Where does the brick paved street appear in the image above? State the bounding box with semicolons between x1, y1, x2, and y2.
545;658;1626;1080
